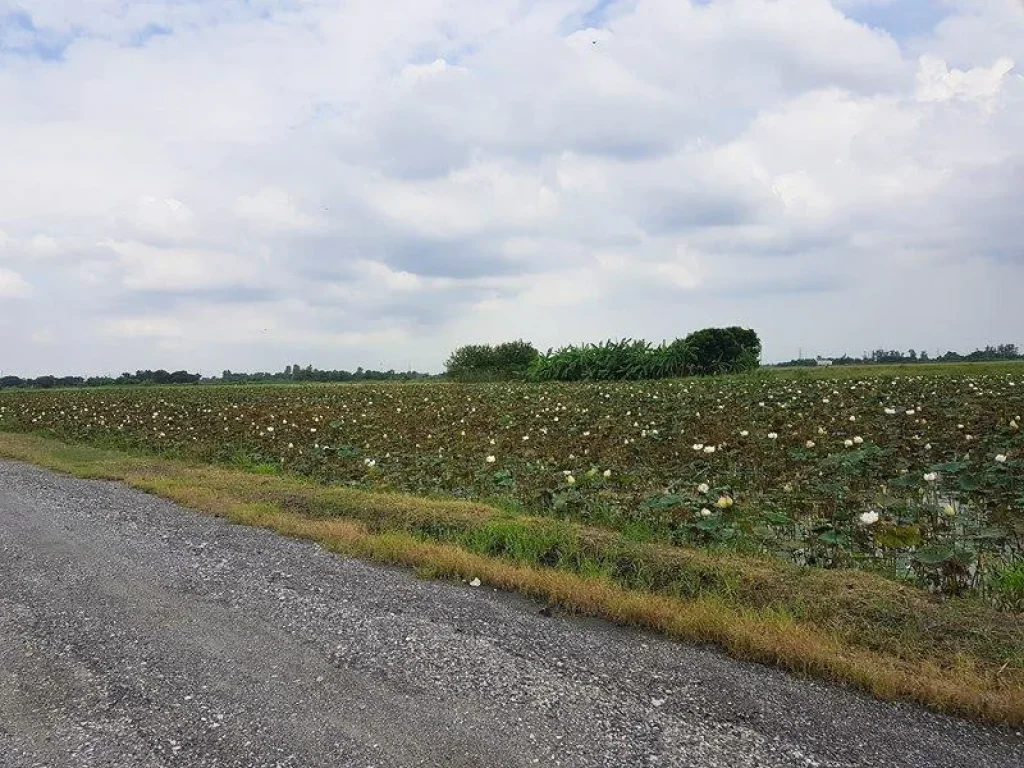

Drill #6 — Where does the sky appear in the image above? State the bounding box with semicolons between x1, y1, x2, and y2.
1;0;1023;376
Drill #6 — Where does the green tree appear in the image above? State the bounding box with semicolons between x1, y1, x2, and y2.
445;341;538;381
684;327;761;375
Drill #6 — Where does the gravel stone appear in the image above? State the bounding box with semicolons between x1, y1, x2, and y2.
0;460;1021;767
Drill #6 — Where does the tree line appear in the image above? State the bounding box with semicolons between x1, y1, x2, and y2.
775;344;1022;368
223;364;437;384
0;370;202;389
0;365;438;389
7;338;1017;390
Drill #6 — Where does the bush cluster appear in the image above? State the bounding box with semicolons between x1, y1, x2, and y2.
444;340;539;381
525;327;761;382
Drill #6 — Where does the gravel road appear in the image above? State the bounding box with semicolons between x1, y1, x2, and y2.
0;460;1020;768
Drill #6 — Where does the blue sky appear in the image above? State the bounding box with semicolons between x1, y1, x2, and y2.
841;1;950;39
1;0;1023;375
0;2;976;60
0;8;69;59
577;0;952;39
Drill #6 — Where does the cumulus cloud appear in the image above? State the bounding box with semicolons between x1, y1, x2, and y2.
233;187;320;233
1;0;1023;375
100;317;184;340
916;55;1016;109
0;268;32;298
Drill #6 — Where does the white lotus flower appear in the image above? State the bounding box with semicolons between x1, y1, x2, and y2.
699;508;712;518
858;510;879;526
805;440;816;449
739;430;749;437
703;446;716;454
995;454;1007;463
923;472;938;482
853;436;864;445
603;469;612;478
697;482;710;494
844;439;854;448
486;455;496;463
767;432;778;440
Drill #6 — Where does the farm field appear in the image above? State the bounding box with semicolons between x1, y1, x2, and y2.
1;363;1023;723
1;364;1022;603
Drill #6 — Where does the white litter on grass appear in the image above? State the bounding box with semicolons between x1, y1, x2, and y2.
469;577;482;587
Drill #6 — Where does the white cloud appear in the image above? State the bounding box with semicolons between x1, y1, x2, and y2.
351;260;428;293
29;234;61;256
29;328;57;344
100;239;266;292
125;196;197;241
916;55;1016;109
233;187;319;233
651;258;702;291
100;317;184;339
0;268;32;298
0;0;1022;375
366;162;561;239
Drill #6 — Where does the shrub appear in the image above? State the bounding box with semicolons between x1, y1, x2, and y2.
445;340;539;381
527;340;654;382
492;340;540;376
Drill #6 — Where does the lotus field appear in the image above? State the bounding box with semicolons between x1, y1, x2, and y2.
2;369;1022;606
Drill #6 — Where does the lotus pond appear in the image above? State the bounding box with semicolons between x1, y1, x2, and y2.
2;369;1022;607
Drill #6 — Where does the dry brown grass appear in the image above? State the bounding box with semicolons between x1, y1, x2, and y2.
1;431;1021;724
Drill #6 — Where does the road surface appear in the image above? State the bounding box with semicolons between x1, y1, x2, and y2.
0;460;1020;767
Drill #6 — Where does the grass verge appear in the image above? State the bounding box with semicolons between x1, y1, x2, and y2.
1;431;1021;725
